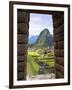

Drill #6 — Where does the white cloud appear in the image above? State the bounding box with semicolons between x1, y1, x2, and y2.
29;13;53;36
30;17;41;21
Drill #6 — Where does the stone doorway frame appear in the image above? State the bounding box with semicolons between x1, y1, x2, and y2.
9;1;70;88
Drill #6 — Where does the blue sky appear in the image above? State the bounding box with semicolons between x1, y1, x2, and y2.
29;13;53;38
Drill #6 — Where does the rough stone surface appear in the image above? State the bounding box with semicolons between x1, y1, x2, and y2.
17;9;29;80
53;12;64;78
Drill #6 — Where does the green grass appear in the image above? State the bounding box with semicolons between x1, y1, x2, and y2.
28;51;40;57
41;60;55;67
27;49;55;76
27;51;40;76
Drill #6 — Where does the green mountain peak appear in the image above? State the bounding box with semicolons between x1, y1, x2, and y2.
35;28;53;48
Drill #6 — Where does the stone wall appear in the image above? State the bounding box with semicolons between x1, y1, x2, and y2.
53;12;64;78
17;9;29;80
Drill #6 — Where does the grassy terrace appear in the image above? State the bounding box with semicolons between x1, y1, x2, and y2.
27;50;55;76
27;51;40;76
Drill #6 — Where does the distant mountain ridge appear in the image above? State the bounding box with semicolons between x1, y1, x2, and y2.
28;35;38;45
29;28;54;48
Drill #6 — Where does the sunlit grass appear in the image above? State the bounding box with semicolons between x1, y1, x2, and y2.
27;49;55;76
28;51;40;57
27;52;40;76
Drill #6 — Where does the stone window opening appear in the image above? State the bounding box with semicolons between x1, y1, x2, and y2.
17;9;64;80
